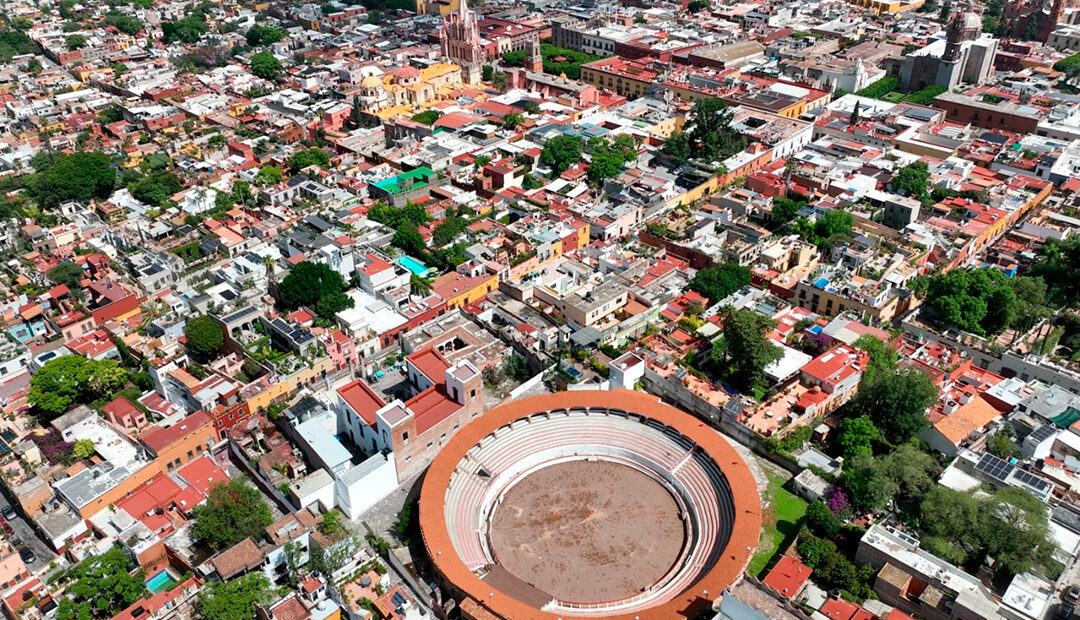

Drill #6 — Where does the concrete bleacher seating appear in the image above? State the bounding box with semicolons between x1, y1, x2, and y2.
441;407;740;613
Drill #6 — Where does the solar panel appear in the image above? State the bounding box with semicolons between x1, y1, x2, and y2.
975;452;1014;483
1029;425;1056;444
1010;469;1052;493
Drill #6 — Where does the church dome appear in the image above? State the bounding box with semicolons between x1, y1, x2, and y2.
394;65;420;80
360;75;384;89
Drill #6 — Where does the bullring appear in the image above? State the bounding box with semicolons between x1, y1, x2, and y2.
419;389;761;620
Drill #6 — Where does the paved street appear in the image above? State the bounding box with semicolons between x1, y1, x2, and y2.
0;492;56;572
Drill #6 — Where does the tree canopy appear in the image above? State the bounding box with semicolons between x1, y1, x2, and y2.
277;261;348;311
289;148;331;170
161;16;208;43
1031;236;1080;307
29;356;127;419
410;110;442;125
687;263;751;302
245;25;286;46
184;315;224;361
711;307;782;392
540;135;584;175
27;151;115;208
841;444;940;512
891;160;932;204
128;169;182;206
586;135;637;183
923;267;1022;336
847;366;938;444
250;52;282;80
920;485;1057;576
199;573;277;620
685;98;746;163
47;262;85;288
58;547;146;620
192;479;274;550
852;334;898;385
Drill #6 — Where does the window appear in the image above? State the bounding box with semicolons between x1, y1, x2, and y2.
402;431;410;446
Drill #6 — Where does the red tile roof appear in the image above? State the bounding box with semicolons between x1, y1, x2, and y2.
407;347;451;383
141;411;213;452
407;386;461;436
762;556;812;598
337;379;386;425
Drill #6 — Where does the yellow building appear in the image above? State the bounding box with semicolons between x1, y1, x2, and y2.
844;0;924;13
357;63;463;119
416;0;460;15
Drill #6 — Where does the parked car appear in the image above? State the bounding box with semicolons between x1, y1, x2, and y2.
9;538;22;549
17;548;33;563
1;506;16;520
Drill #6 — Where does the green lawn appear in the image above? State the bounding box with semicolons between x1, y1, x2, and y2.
746;469;808;577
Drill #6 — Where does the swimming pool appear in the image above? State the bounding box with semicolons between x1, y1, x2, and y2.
398;255;433;277
145;569;178;594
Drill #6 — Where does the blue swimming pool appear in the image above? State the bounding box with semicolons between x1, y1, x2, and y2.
398;255;433;276
145;569;178;594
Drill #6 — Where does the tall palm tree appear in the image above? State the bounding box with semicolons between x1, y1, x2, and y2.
139;298;166;332
263;254;277;282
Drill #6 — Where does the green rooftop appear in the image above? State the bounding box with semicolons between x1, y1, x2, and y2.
372;167;436;195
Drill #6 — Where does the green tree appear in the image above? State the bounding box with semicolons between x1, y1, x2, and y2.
65;34;86;49
320;509;345;535
503;112;525;129
278;261;347;310
199;573;277;620
540;135;584;175
161;16;208;43
711;307;782;392
72;439;95;459
848;366;938;443
805;500;841;536
852;334;898;384
685;98;746;162
250;52;282;80
57;547;146;620
891;160;931;204
491;71;508;91
688;262;751;302
988;432;1020;460
687;0;709;11
921;485;980;554
660;131;691;165
47;262;85;288
586;135;637;184
246;25;285;46
129;169;182;206
410;110;442;125
1031;236;1080;307
979;487;1056;576
315;291;354;319
524;101;541;114
192;479;274;550
392;224;427;256
27;151;115;208
255;165;283;187
289;148;331;170
184;315;224;360
23;57;42;75
28;356;127;419
836;415;879;458
923;267;1019;335
104;12;143;35
841;453;898;511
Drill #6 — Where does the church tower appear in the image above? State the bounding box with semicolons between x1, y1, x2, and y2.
525;36;543;73
440;0;484;85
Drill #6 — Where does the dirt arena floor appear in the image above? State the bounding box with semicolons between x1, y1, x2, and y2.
488;460;686;603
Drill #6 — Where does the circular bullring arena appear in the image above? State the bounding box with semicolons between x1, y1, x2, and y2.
419;389;761;620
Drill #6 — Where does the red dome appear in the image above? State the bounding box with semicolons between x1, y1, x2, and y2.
394;65;420;79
